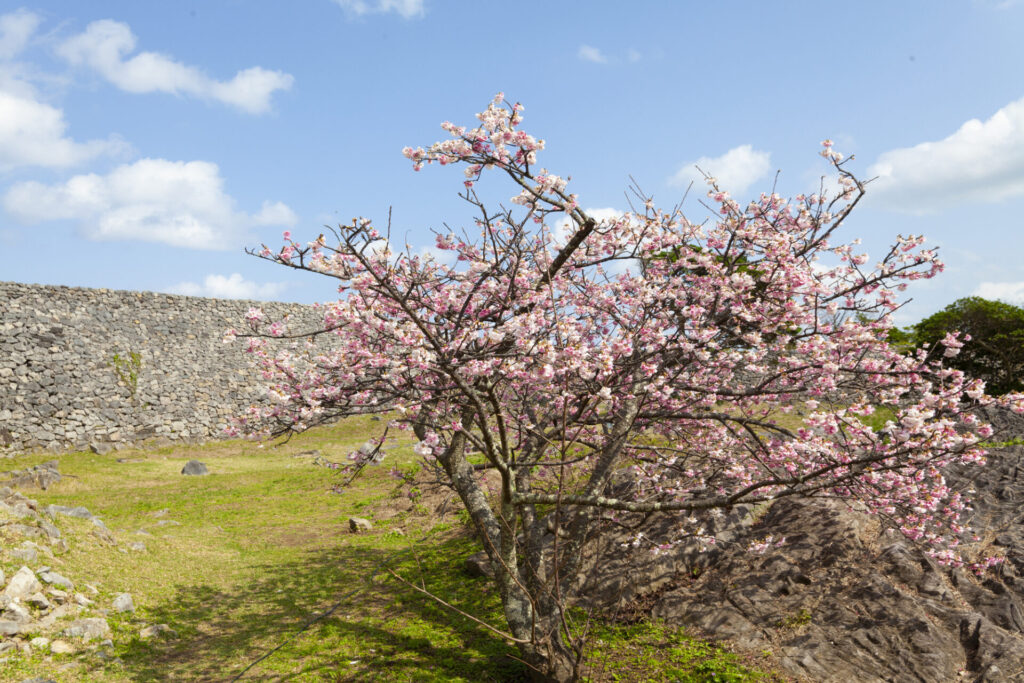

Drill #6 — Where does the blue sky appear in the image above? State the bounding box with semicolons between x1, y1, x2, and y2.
2;0;1023;324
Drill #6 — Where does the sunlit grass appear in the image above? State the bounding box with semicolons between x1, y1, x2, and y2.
0;417;785;682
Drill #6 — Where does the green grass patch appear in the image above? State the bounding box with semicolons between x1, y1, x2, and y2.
0;417;786;682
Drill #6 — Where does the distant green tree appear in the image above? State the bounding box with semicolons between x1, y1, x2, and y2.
914;297;1024;395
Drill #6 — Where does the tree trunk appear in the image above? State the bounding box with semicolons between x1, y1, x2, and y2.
517;629;578;682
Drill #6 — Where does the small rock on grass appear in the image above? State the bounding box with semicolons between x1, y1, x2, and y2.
112;593;134;613
181;460;208;476
49;639;75;654
3;567;42;599
29;637;49;650
349;517;373;533
61;617;109;641
38;570;74;590
128;541;146;552
0;620;21;635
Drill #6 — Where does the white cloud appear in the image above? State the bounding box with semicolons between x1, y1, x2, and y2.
332;0;425;18
867;96;1024;211
3;158;297;250
578;45;608;64
168;273;288;300
0;89;127;171
0;9;40;60
252;200;298;227
57;19;293;114
669;144;772;197
974;281;1024;305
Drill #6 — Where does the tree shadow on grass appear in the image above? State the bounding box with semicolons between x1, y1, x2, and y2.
108;535;528;682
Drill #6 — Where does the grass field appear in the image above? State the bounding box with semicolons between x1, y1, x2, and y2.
0;417;785;682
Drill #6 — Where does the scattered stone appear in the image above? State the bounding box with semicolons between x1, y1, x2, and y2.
19;678;58;683
49;639;75;654
45;588;67;603
150;508;169;518
139;623;177;639
349;517;373;533
73;593;94;607
29;636;50;650
128;541;146;552
3;567;42;599
181;460;208;476
2;600;30;622
0;620;21;635
8;542;37;564
26;592;50;610
91;527;116;545
38;570;73;590
61;617;110;641
0;639;16;653
112;593;134;613
45;504;92;520
6;523;44;538
4;460;61;490
90;443;112;455
154;520;180;527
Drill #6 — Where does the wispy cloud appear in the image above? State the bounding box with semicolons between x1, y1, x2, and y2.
3;158;297;249
332;0;425;19
578;45;608;64
57;19;293;114
867;95;1024;212
577;44;642;65
167;273;289;300
669;144;772;197
974;281;1024;305
0;8;41;60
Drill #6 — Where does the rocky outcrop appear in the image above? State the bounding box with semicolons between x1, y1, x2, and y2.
569;407;1024;683
0;462;142;660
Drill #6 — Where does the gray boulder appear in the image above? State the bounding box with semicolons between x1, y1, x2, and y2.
348;517;373;533
3;567;42;599
45;504;92;520
112;593;134;613
181;460;208;476
38;570;74;590
61;617;110;641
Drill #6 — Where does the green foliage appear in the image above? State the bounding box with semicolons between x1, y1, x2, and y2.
885;325;917;354
913;297;1024;395
109;350;143;398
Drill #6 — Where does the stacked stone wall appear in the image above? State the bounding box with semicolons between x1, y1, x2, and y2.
0;281;318;455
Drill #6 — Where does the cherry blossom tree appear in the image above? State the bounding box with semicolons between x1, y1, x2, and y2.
229;95;1023;682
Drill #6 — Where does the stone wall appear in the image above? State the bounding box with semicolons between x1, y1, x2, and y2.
0;281;318;455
